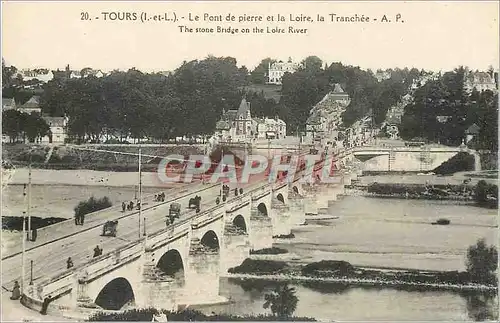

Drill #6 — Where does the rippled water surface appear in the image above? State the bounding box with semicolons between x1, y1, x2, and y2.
198;278;498;321
202;195;498;321
278;195;497;271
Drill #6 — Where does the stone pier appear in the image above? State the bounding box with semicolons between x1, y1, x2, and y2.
220;228;251;275
271;203;291;236
304;192;318;215
249;208;273;250
141;277;179;311
184;239;220;304
288;194;305;225
343;172;352;186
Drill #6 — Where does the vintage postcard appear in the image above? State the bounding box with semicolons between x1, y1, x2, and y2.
1;1;499;322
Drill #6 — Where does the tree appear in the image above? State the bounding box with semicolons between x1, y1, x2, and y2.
301;56;323;73
2;109;23;142
2;58;18;88
263;283;299;318
466;238;498;284
24;113;50;142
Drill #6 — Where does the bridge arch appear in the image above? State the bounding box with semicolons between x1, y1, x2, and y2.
233;214;247;233
94;277;135;310
292;186;299;194
276;193;285;204
156;249;185;285
201;230;220;252
257;202;268;217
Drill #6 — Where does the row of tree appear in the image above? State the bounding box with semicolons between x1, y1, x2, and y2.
3;56;496;149
2;109;50;143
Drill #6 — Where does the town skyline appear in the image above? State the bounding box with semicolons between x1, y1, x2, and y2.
2;1;499;73
3;54;499;75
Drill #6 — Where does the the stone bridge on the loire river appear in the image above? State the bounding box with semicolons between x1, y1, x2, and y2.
216;141;480;173
335;145;481;172
17;165;348;318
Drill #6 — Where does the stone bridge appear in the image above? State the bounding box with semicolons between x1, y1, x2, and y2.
334;145;481;172
20;172;347;317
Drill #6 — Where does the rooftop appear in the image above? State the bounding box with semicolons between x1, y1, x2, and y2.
21;96;41;108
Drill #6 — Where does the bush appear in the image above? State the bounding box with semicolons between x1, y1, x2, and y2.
474;180;498;208
228;259;288;274
301;260;355;277
272;233;295;239
74;196;112;218
466;239;498;285
367;183;426;195
433;218;450;225
1;216;66;230
433;152;475;175
250;247;289;255
88;308;316;321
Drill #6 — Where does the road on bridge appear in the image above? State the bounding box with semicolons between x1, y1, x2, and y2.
1;173;275;297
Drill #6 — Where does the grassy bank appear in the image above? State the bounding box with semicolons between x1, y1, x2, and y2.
87;308;314;321
2;144;204;172
365;182;498;208
227;259;498;292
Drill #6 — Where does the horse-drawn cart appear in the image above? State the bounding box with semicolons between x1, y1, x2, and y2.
102;220;118;237
169;202;181;218
188;196;201;209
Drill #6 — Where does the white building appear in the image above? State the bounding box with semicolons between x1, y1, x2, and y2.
464;70;497;92
375;70;392;82
267;58;303;85
41;116;69;144
215;98;255;142
255;117;287;139
19;69;54;83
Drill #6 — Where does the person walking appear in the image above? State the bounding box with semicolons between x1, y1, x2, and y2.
66;257;73;269
10;281;20;300
93;245;101;258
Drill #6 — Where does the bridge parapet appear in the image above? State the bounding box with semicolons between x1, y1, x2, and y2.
251;186;272;201
190;208;224;230
225;195;252;213
146;222;190;252
79;242;144;284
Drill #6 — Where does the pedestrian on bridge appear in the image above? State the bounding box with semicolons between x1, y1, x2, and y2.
67;257;73;269
122;202;126;212
10;281;20;300
93;245;102;258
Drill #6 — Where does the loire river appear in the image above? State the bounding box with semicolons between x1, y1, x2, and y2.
200;195;498;321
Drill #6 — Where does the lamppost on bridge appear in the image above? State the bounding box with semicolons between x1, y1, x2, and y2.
28;152;32;241
21;183;27;294
138;147;143;239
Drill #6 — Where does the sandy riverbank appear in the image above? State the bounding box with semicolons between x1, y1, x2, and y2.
3;167;179;187
1;168;191;256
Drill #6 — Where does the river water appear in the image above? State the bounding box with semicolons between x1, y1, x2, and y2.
200;195;498;321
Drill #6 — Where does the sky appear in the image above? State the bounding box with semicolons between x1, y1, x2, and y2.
2;1;499;73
